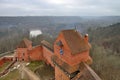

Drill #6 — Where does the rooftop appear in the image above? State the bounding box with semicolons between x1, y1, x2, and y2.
61;29;90;54
17;38;32;48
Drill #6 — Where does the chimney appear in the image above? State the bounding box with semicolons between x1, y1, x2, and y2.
84;34;89;42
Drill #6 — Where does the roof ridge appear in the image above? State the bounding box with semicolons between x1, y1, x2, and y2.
17;38;32;48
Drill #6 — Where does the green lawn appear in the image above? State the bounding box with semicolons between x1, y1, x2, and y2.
0;62;11;72
27;61;44;71
0;69;29;80
0;70;20;80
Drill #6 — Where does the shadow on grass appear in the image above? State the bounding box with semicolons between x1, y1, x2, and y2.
35;63;55;80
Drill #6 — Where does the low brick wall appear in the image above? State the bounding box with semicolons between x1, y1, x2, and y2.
0;57;13;67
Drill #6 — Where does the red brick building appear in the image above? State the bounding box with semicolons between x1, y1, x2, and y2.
15;38;32;61
15;29;101;80
52;30;93;80
54;30;92;66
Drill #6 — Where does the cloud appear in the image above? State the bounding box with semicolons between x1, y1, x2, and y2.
0;0;120;16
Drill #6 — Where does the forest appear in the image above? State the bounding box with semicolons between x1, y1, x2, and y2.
88;23;120;80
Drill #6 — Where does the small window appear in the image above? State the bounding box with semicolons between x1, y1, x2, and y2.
56;40;63;47
60;49;64;55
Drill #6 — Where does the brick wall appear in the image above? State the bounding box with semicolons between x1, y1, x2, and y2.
0;57;13;67
29;46;43;61
42;46;54;67
0;58;4;67
55;66;70;80
16;48;28;61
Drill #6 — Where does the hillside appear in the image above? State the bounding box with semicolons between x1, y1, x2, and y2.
0;16;120;33
0;16;120;53
88;23;120;54
88;23;120;80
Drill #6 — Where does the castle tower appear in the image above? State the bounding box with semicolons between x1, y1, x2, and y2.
52;29;92;80
15;38;32;61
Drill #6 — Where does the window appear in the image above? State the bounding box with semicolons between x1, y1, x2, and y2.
56;40;63;47
60;49;64;55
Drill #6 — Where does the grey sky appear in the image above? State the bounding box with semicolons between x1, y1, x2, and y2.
0;0;120;16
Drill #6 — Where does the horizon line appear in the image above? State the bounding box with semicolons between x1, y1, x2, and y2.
0;15;120;17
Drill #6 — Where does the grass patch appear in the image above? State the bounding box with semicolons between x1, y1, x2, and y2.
0;62;11;72
0;69;28;80
27;61;44;71
0;70;20;80
27;61;54;79
35;64;54;80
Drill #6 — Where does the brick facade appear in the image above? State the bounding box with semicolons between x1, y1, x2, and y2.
0;57;13;67
55;66;70;80
29;46;43;61
0;29;100;80
42;46;54;67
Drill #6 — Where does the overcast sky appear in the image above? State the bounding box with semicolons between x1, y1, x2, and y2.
0;0;120;16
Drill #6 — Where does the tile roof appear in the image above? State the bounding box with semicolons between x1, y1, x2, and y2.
61;29;90;54
52;56;101;80
74;63;101;80
41;40;54;52
52;55;101;80
17;38;32;48
52;55;80;74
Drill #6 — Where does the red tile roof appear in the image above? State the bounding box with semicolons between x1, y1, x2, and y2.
61;29;90;54
52;56;101;80
74;63;101;80
41;40;53;52
52;55;80;74
17;38;32;48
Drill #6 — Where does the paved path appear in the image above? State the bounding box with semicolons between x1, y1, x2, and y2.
18;62;41;80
